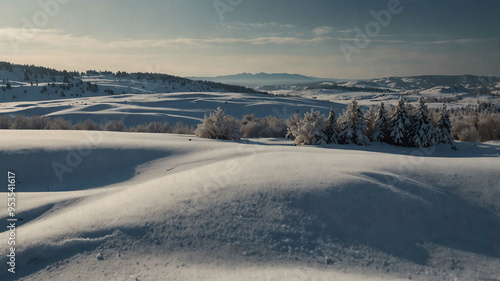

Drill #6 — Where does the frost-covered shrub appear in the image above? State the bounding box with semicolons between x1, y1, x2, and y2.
195;107;241;140
11;115;30;129
285;111;301;140
0;115;12;129
129;124;148;132
29;116;51;129
9;115;51;129
458;127;479;142
172;122;194;135
264;115;287;137
239;114;266;138
449;112;500;142
50;117;72;130
239;114;287;138
132;121;171;133
73;119;100;131
103;120;127;132
477;114;500;142
290;109;327;146
147;121;171;133
450;116;472;140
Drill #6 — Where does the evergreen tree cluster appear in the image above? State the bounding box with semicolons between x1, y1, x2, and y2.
288;96;456;149
0;62;79;78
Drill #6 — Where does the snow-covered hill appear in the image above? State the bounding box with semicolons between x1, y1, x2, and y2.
0;63;267;104
363;75;500;91
189;72;331;87
0;91;341;127
0;131;499;281
267;84;500;110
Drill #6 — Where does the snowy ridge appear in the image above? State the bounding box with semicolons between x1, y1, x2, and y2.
0;64;267;103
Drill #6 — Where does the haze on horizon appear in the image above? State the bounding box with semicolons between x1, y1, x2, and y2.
0;0;499;79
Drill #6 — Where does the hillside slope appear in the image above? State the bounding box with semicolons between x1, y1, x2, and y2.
0;131;499;281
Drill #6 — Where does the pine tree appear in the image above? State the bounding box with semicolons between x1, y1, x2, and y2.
437;104;456;149
411;97;437;147
389;95;411;146
339;99;369;145
364;105;377;140
354;101;370;145
339;106;354;144
372;102;388;143
324;107;339;144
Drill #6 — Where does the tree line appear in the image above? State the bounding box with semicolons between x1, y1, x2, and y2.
1;95;498;146
194;96;457;149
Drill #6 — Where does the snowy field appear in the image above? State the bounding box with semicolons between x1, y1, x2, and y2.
0;91;342;127
270;88;500;110
1;130;499;281
0;69;345;126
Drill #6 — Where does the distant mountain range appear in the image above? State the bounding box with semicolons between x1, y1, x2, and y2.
350;75;500;90
190;73;333;87
192;72;500;91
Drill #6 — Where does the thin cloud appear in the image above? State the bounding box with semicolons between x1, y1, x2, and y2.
221;22;295;30
313;26;334;36
0;28;329;53
427;38;487;44
313;26;353;36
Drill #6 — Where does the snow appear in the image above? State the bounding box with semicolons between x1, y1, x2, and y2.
1;66;500;280
0;130;499;281
0;91;340;127
267;82;499;111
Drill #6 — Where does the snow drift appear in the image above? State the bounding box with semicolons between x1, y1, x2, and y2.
0;131;499;281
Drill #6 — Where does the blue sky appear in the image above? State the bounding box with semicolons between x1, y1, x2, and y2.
0;0;498;79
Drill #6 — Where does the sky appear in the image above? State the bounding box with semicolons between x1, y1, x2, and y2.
0;0;499;79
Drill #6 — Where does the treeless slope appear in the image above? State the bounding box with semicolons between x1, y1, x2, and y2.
0;131;499;280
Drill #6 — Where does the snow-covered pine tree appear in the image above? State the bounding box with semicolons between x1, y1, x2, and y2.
291;109;327;146
389;95;412;146
338;107;354;144
338;99;369;145
364;106;377;140
372;102;388;143
337;108;351;144
411;97;437;147
437;104;457;149
324;107;339;144
354;100;370;145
